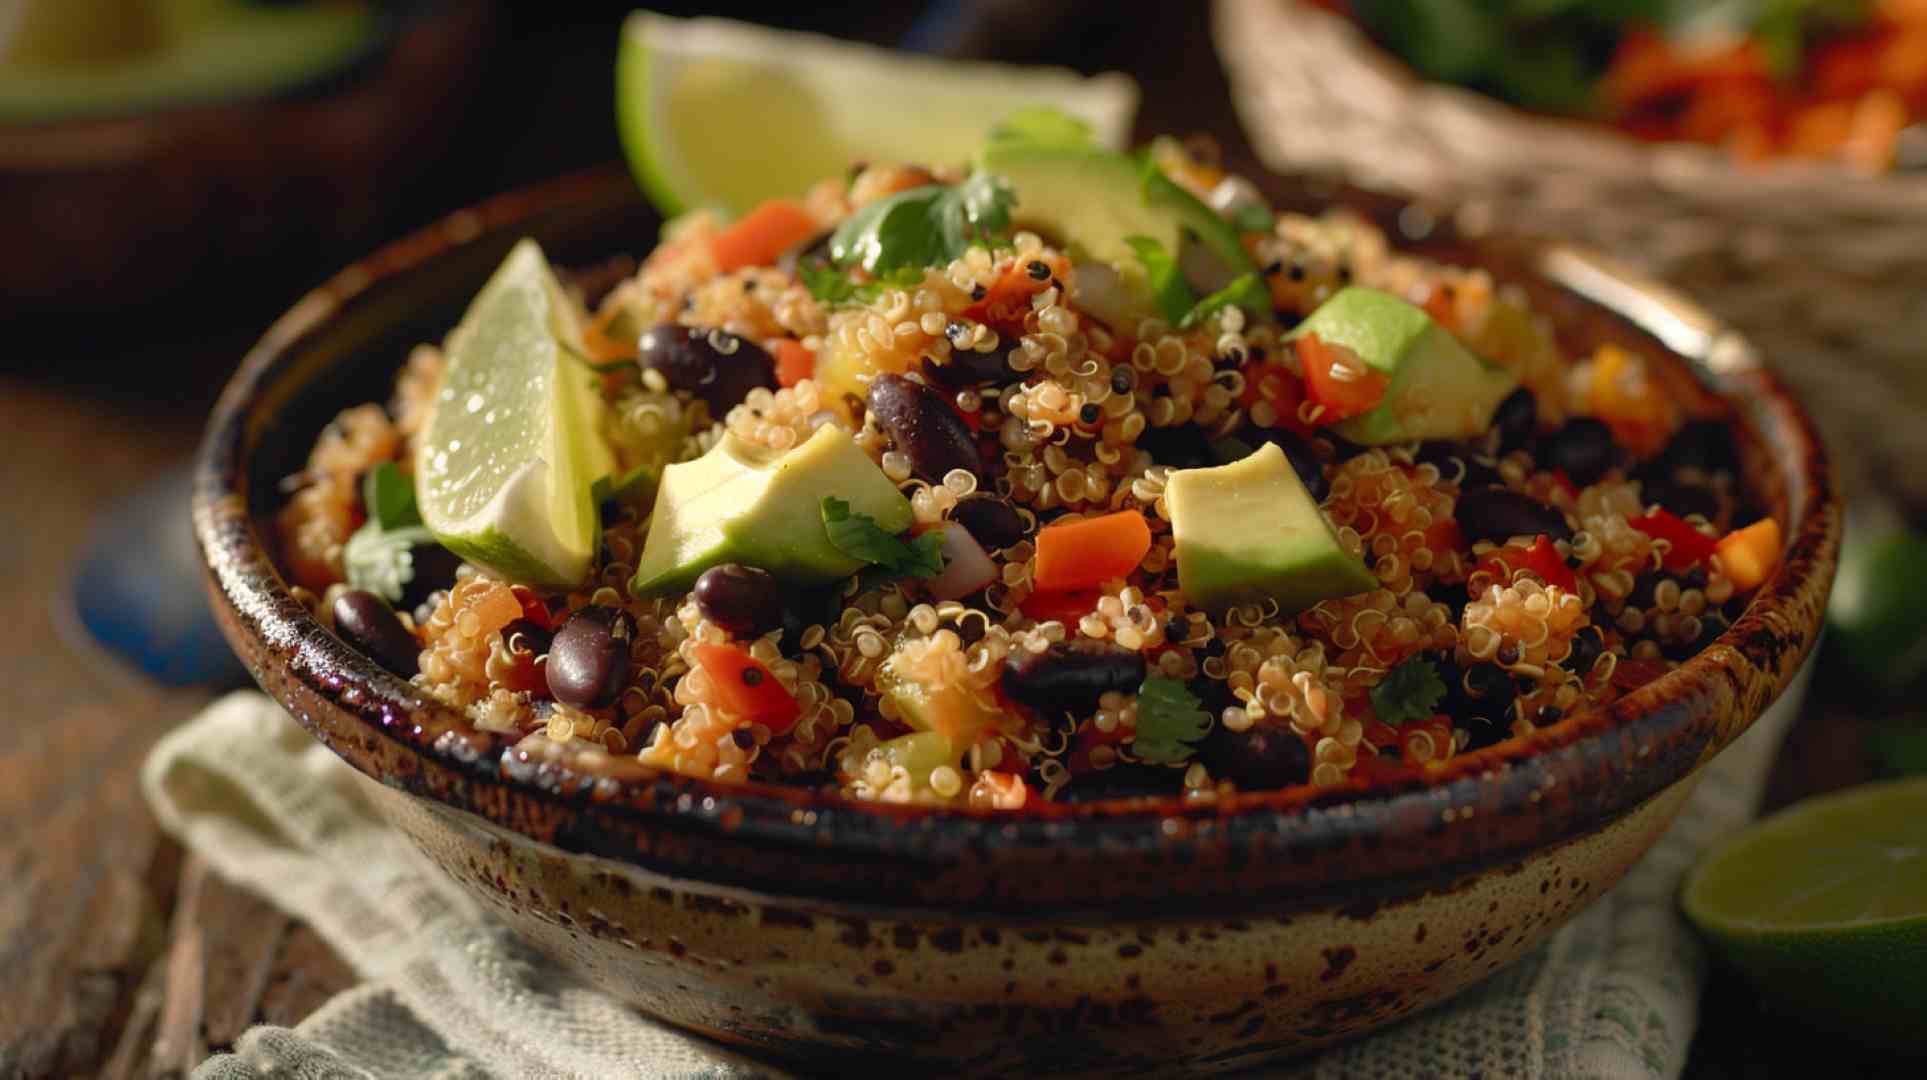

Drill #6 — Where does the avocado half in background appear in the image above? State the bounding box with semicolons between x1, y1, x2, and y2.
0;0;389;123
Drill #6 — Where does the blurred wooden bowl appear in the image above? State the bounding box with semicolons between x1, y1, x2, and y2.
0;3;494;318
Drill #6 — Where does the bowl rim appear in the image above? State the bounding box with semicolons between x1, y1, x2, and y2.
192;166;1839;904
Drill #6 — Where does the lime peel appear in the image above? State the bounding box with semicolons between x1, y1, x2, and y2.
416;238;613;588
1681;776;1927;1052
618;10;1139;217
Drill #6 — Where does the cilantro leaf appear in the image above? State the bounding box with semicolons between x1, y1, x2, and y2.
362;462;421;531
1122;235;1199;325
986;106;1096;151
829;175;1017;277
344;521;436;604
1131;676;1212;764
798;259;859;304
1178;272;1272;329
1370;658;1449;727
821;497;945;578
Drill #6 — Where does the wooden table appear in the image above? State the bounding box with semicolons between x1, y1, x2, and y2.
0;4;1915;1076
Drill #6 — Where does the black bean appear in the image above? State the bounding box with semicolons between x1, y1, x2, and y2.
949;493;1027;550
501;617;553;659
1197;723;1311;790
1641;472;1721;523
1458;663;1517;750
1563;626;1604;676
1424;579;1469;623
1492;388;1537;453
776;585;842;655
399;542;463;612
636;323;776;415
866;373;982;482
1658;419;1738;474
1136;423;1215;470
1627;570;1661;611
546;606;636;709
1541;418;1617;486
333;589;419;678
1456;487;1573;544
1255;429;1329;502
1416;441;1501;491
1001;640;1147;715
923;342;1022;388
693;563;783;638
1058;763;1178;802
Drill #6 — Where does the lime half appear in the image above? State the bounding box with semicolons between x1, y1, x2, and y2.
416;238;613;588
1682;777;1927;1052
617;10;1139;217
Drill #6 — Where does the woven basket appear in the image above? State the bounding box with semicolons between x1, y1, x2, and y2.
1214;0;1927;507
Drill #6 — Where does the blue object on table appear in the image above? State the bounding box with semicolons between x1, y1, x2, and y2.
68;463;248;686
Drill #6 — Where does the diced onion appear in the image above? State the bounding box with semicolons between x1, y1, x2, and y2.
926;524;996;601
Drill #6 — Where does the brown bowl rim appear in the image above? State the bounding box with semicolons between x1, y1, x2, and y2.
192;166;1839;908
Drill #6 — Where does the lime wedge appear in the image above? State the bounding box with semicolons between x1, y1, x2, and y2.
416;238;614;588
1682;777;1927;1052
617;10;1139;216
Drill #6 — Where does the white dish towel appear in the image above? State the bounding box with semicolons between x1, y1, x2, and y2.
144;687;1798;1079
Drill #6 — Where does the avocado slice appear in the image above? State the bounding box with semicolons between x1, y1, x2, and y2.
0;1;383;123
1166;442;1376;614
976;141;1255;321
631;425;912;596
1288;286;1519;445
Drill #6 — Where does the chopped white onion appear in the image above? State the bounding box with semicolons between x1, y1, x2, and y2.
925;524;996;601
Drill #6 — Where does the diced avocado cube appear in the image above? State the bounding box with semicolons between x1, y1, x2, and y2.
976;141;1254;320
631;425;911;595
1166;442;1376;614
1290;286;1519;445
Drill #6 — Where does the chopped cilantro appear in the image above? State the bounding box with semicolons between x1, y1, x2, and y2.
1122;234;1197;324
821;497;945;578
828;173;1016;277
361;461;421;531
1178;272;1272;329
1370;657;1449;727
1131;676;1212;764
799;259;860;304
343;521;436;605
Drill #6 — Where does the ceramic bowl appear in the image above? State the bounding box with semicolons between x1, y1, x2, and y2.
192;167;1838;1075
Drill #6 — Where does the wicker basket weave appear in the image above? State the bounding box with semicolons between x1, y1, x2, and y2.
1214;0;1927;506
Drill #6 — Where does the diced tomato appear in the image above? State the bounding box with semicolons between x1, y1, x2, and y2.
709;199;820;274
1478;536;1576;593
1424;517;1464;553
1630;509;1719;571
1296;334;1388;424
964;252;1070;334
692;643;801;734
1019;588;1102;624
510;586;553;631
1033;511;1153;592
771;338;815;388
1520;535;1578;593
1239;358;1315;435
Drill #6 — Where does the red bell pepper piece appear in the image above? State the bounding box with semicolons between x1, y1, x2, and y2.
1630;509;1719;571
692;643;801;734
1519;535;1579;593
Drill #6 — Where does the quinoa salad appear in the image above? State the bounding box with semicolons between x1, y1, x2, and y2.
276;113;1783;811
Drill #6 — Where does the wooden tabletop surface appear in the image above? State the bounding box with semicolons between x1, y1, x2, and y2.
0;4;1917;1077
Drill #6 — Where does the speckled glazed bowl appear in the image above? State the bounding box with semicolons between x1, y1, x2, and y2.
193;167;1838;1075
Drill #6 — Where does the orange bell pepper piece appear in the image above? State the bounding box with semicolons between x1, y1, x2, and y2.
1033;511;1152;592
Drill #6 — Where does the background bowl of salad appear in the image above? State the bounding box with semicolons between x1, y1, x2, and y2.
1216;0;1927;511
193;147;1838;1070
